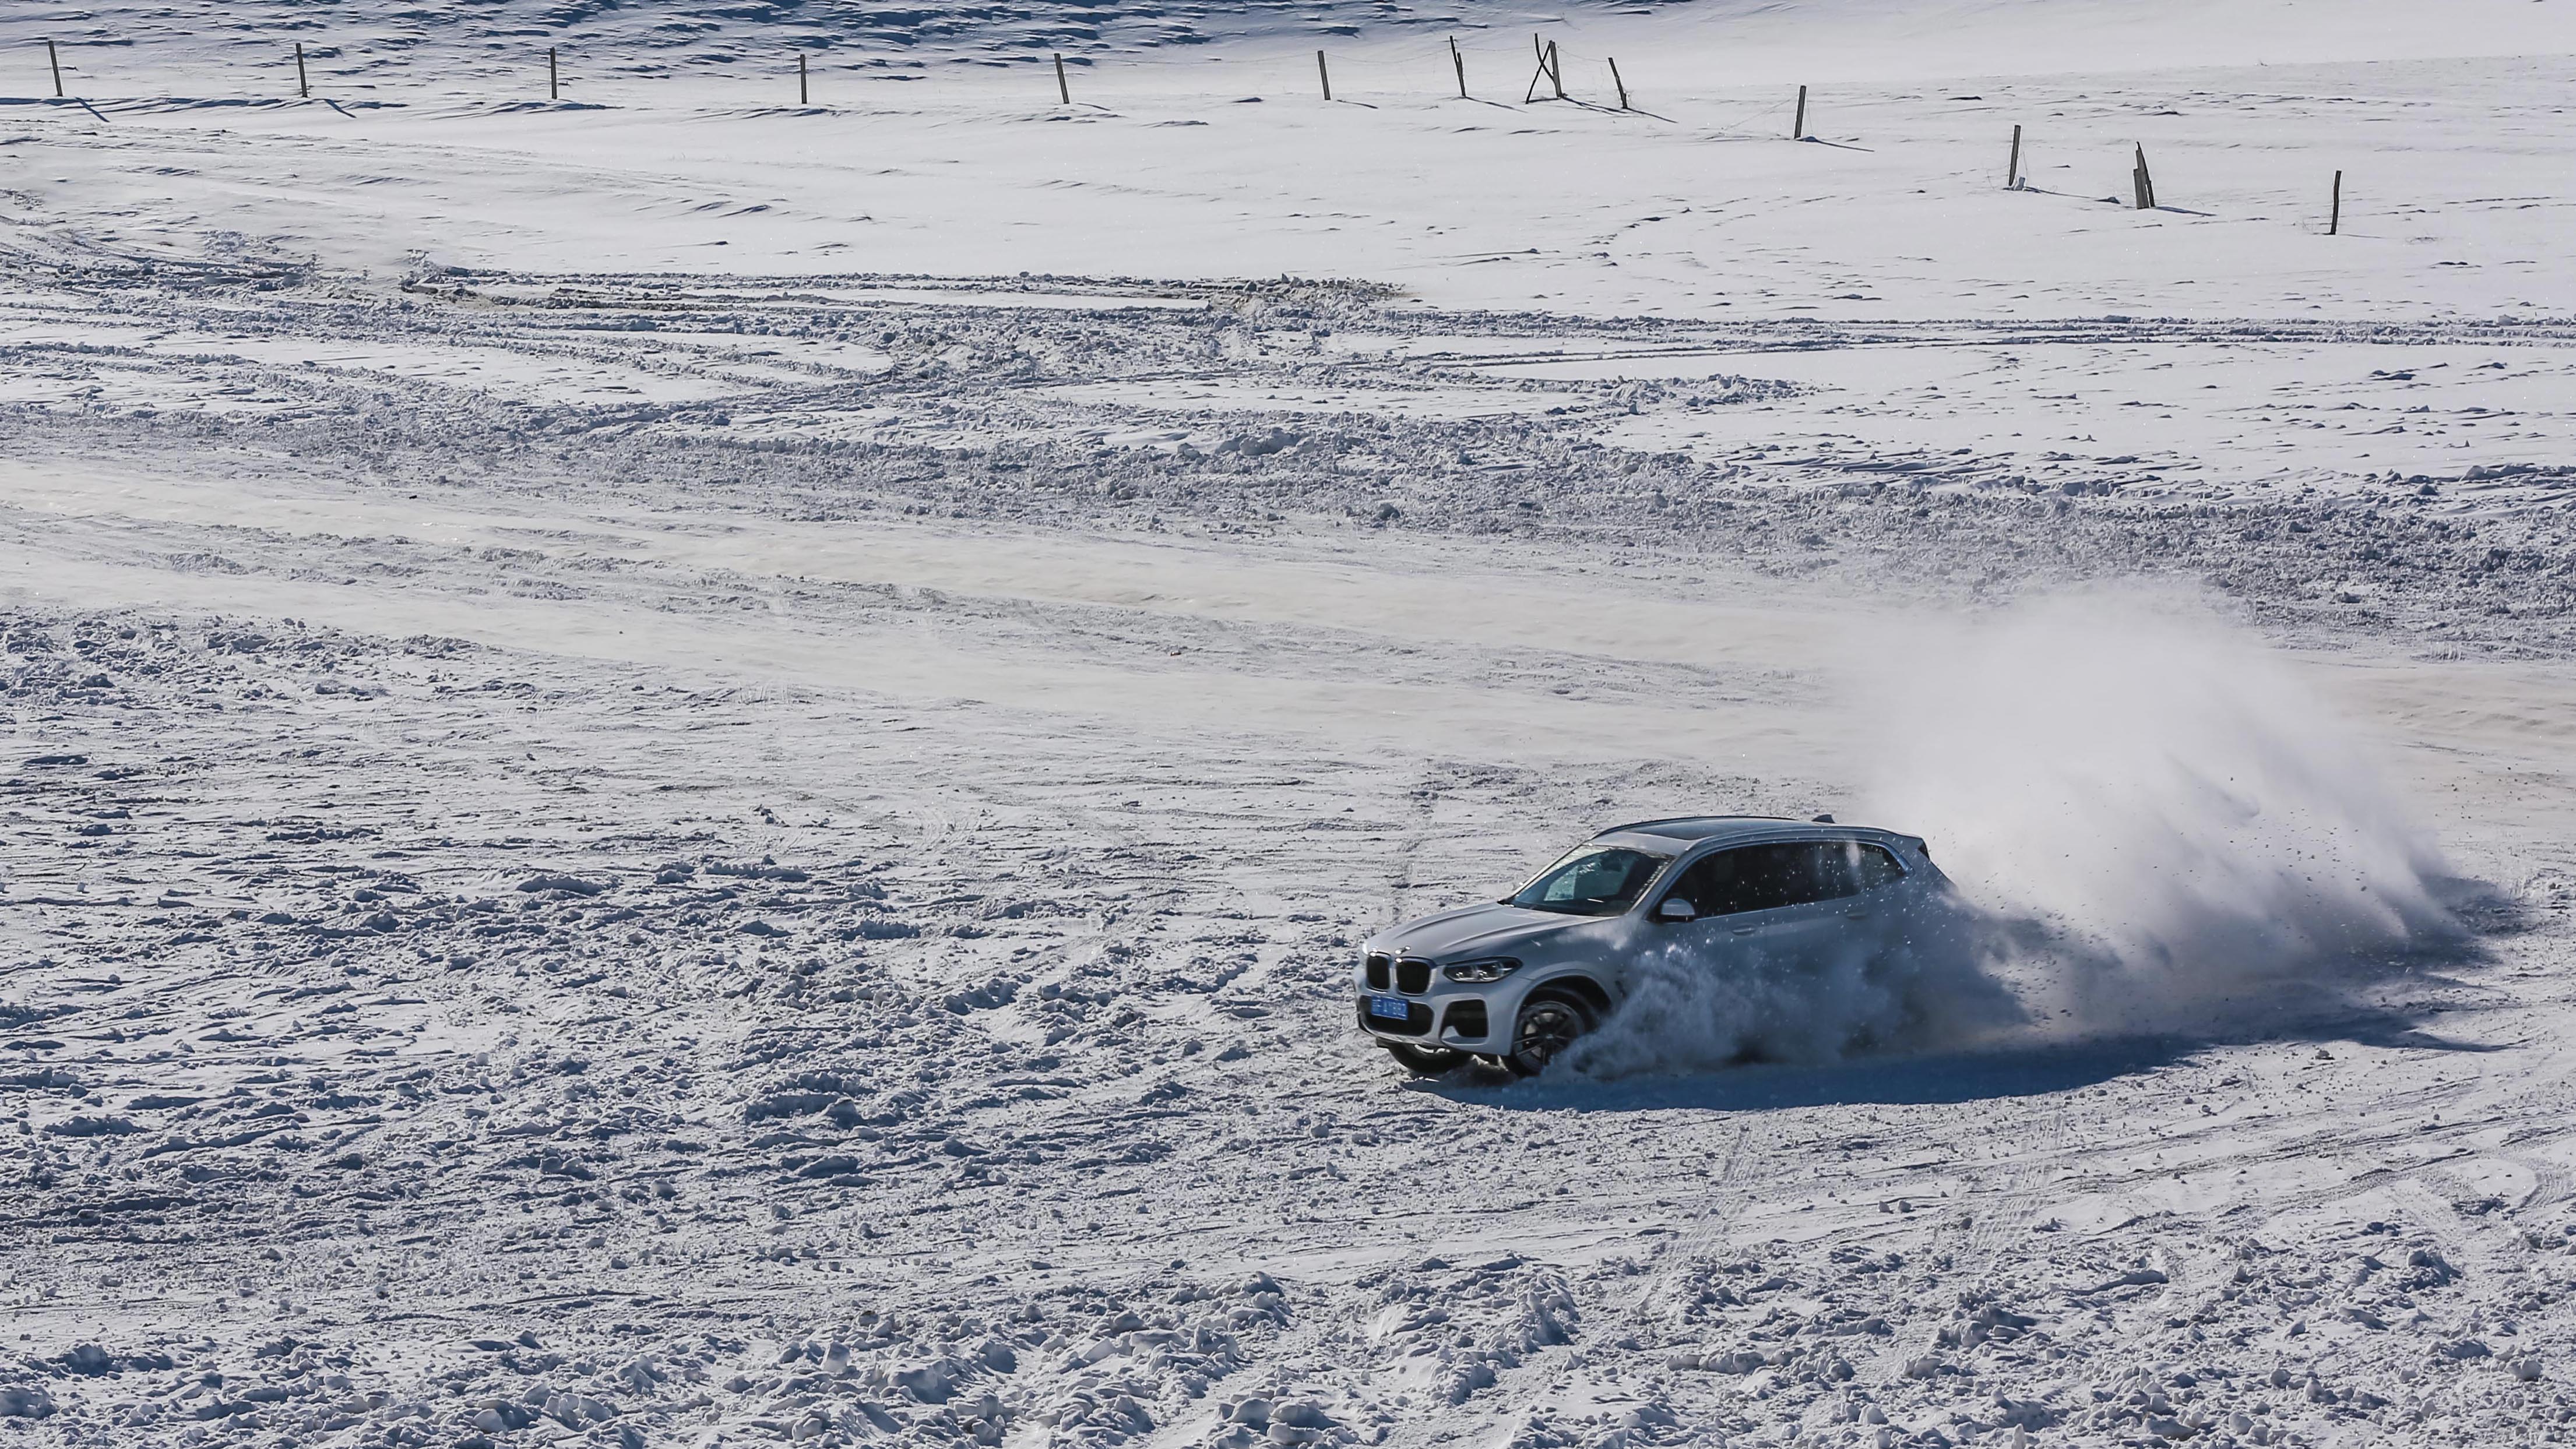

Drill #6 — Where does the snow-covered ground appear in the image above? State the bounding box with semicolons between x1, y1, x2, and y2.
5;2;2576;1447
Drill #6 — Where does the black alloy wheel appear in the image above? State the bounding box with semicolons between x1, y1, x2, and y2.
1505;993;1592;1077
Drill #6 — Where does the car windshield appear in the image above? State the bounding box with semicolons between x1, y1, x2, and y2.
1508;844;1672;917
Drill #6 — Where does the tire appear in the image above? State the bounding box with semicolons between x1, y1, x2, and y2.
1381;1042;1466;1077
1504;992;1596;1078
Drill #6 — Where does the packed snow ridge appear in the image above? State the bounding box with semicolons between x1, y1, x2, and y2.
4;0;1637;75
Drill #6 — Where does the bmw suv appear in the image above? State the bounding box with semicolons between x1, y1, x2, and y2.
1354;816;1954;1076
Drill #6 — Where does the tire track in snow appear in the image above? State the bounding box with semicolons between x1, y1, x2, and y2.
1870;1093;2072;1384
2504;1129;2574;1216
1395;1112;1772;1448
1635;1116;1762;1336
2242;1043;2576;1222
1382;771;1448;932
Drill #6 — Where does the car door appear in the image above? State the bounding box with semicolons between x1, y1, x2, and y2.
1652;840;1855;969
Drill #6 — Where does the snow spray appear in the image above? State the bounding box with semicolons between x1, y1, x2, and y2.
1564;894;2025;1078
1857;584;2455;1031
1564;584;2454;1079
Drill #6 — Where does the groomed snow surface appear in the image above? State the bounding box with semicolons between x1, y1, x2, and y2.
3;2;2576;1447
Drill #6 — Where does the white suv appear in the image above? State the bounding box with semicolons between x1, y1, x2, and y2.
1354;816;1955;1076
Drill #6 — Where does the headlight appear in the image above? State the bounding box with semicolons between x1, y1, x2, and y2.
1442;957;1522;983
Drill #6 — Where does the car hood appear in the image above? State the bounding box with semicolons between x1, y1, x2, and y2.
1370;901;1603;961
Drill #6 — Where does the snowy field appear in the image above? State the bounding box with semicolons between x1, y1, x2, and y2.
4;1;2576;1446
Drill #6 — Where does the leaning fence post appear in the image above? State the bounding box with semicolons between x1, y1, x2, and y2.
548;45;558;101
1449;37;1465;98
2005;124;2021;189
47;39;63;98
1317;50;1331;102
1609;57;1628;110
1793;84;1807;139
295;41;308;98
2329;170;2342;235
1053;52;1069;105
2132;144;2155;210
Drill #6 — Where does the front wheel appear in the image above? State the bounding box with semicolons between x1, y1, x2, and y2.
1505;992;1595;1078
1381;1041;1466;1077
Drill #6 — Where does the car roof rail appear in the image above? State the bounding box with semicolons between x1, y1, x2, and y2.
1591;814;1787;838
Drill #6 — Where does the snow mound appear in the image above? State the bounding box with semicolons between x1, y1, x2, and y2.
10;0;2567;84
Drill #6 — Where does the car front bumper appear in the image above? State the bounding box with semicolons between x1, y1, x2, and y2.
1352;971;1521;1052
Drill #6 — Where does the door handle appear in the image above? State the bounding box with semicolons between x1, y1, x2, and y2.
1730;926;1758;936
1845;910;1871;921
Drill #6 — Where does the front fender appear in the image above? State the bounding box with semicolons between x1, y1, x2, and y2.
1514;963;1617;1018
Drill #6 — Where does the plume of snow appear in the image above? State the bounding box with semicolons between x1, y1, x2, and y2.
1860;585;2455;1030
1566;586;2454;1078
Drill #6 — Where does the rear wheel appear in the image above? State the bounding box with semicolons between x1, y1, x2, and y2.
1381;1042;1466;1077
1505;992;1596;1078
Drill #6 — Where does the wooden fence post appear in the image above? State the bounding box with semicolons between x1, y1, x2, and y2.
1317;50;1331;102
1449;37;1465;98
1793;84;1807;139
1053;52;1069;105
548;46;558;101
2329;170;2342;235
2006;124;2021;189
1549;41;1564;100
47;39;62;98
1609;57;1628;110
2132;144;2155;210
798;51;807;105
294;42;308;98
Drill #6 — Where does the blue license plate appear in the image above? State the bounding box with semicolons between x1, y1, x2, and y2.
1367;995;1412;1021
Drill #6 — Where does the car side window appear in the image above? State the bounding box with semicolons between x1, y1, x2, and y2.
1736;844;1818;912
1845;842;1906;893
1792;841;1907;904
1669;844;1806;916
1665;849;1739;916
1668;841;1905;917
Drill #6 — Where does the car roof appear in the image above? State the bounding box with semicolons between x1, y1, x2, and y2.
1590;815;1912;850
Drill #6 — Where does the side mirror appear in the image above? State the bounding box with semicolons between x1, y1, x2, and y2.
1656;897;1697;922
